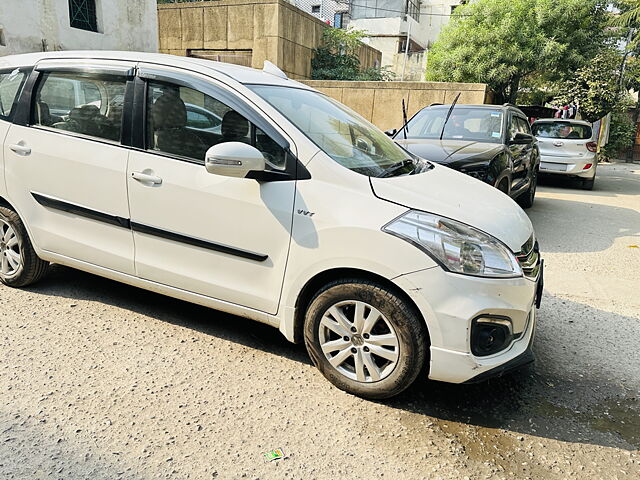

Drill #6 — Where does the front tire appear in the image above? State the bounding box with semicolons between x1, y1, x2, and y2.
0;206;49;287
304;278;428;399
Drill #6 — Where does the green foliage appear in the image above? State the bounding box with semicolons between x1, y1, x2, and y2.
601;111;637;160
311;28;393;81
426;0;612;104
554;50;624;122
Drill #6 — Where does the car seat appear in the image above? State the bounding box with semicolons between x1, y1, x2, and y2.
151;93;206;159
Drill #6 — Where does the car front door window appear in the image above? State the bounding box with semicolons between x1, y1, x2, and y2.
145;81;287;170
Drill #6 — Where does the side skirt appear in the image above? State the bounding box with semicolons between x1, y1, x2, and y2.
37;250;281;330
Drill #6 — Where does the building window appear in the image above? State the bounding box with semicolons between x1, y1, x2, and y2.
311;5;321;14
405;0;420;22
68;0;98;32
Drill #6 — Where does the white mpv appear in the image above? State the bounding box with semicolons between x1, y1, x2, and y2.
0;52;543;399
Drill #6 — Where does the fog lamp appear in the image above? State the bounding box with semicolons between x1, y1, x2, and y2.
471;316;513;356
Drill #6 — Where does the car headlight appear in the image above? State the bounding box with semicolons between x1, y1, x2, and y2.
383;210;523;278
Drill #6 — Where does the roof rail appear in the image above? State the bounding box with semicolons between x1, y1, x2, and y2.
429;103;443;107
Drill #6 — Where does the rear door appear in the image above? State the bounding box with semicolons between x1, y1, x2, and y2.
4;60;136;274
0;67;31;195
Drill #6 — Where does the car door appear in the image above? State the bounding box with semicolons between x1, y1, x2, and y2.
4;60;136;274
0;67;31;195
126;66;296;314
506;113;531;193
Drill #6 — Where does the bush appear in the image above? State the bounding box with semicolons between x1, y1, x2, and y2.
601;111;636;160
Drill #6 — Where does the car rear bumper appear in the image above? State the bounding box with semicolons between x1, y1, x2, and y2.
539;154;597;178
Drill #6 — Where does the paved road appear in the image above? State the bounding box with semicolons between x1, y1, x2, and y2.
1;163;639;480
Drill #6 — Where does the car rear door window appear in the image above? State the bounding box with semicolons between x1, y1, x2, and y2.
0;68;28;121
145;81;287;170
33;72;127;142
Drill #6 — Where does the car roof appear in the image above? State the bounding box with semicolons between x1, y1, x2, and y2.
0;50;315;91
531;118;592;127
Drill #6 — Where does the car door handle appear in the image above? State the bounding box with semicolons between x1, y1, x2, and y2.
9;143;31;156
131;171;163;185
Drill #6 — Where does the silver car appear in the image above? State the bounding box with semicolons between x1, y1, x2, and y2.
531;119;597;190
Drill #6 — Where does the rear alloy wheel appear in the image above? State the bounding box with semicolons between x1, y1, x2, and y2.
304;279;428;399
0;206;49;287
518;168;538;209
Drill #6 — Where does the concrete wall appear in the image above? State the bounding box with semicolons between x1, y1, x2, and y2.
0;0;158;56
157;0;381;80
300;80;494;130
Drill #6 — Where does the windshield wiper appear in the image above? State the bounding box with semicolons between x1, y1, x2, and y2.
440;92;461;141
377;159;415;178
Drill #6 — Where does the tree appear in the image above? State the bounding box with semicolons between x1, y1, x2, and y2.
311;28;394;81
554;50;625;122
426;0;612;104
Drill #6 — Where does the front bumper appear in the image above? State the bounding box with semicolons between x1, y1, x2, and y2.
539;154;597;178
393;265;540;384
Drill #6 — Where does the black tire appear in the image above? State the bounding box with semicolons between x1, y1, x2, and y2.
0;206;49;288
304;278;428;400
582;177;595;190
518;168;538;209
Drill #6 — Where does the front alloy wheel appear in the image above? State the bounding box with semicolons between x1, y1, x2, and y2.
319;300;399;383
304;279;428;399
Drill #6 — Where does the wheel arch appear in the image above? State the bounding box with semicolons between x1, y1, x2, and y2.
289;267;430;346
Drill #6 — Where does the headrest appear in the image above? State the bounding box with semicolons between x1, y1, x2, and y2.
69;104;100;122
152;93;187;130
221;110;249;139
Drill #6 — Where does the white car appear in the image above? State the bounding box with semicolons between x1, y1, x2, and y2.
0;51;543;399
531;119;598;190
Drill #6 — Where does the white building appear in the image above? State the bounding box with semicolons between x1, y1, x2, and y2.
0;0;158;56
348;0;463;80
290;0;350;27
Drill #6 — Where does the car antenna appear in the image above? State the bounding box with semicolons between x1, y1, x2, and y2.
440;92;461;141
402;98;408;140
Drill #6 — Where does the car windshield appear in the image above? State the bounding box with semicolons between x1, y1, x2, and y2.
248;85;429;177
532;122;592;140
403;107;504;143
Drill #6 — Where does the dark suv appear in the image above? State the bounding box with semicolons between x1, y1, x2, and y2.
392;104;540;208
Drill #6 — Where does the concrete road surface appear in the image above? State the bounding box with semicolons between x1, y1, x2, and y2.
1;163;639;479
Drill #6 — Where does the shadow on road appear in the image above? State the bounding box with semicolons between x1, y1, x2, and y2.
527;195;640;253
23;266;640;453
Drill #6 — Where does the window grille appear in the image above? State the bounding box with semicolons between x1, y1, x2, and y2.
69;0;98;32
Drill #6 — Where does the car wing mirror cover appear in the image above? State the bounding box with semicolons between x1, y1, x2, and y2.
205;142;266;178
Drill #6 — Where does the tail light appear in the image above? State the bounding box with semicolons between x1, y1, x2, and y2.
583;163;593;170
586;142;597;153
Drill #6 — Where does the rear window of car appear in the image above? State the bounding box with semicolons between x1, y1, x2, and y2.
532;122;592;140
0;68;28;120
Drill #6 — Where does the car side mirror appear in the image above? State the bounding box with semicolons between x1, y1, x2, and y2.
510;132;534;145
385;128;397;137
205;142;266;178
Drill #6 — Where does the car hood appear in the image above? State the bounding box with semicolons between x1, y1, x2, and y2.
395;139;503;164
371;163;533;252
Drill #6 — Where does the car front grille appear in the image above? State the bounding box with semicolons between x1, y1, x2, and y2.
516;235;541;279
